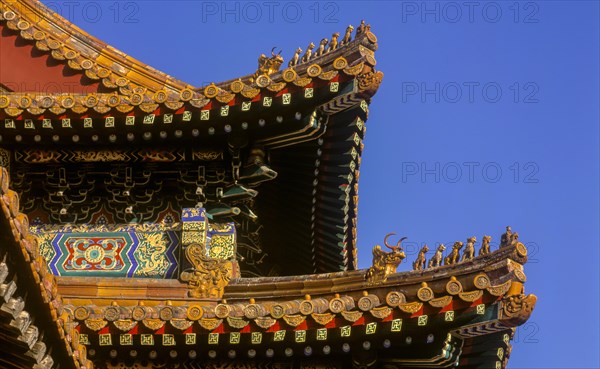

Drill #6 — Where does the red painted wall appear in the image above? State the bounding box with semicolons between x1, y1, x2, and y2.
0;24;102;94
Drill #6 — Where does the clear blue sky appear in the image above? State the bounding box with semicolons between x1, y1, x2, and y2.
40;1;599;368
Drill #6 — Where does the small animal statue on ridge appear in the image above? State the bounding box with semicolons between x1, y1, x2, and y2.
288;47;302;67
461;236;476;261
412;245;429;271
341;25;354;46
500;226;512;248
366;233;407;284
302;42;315;63
255;47;284;78
328;32;340;52
479;235;491;256
316;38;328;57
444;241;464;265
357;20;366;35
428;244;446;268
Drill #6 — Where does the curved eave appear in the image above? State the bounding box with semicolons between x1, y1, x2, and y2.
0;0;190;92
0;162;534;368
0;167;88;369
0;0;381;135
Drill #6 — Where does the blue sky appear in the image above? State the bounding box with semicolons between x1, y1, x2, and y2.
39;1;599;368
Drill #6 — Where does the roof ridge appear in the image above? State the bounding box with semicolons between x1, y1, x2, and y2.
0;0;191;93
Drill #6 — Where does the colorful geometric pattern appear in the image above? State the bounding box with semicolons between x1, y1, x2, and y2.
181;207;237;260
207;223;236;260
32;224;180;278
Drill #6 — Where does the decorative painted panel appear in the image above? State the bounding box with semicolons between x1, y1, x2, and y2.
32;224;180;278
207;223;236;259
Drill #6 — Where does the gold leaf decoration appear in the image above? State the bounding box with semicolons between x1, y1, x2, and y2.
85;69;99;80
139;103;158;113
215;92;235;104
227;317;249;329
385;291;406;307
5;107;24;116
429;296;452;308
283;314;306;327
142;319;165;331
27;107;45;115
241;87;260;99
514;268;527;283
266;82;286;92
93;106;111;114
306;64;322;77
74;307;90;321
186;305;204;321
343;62;364;76
293;77;312;87
417;286;434;302
318;70;338;81
398;302;423;314
230;80;245;93
487;280;512;296
71;106;88;114
255;75;271;88
199;318;222;331
190;98;210;108
370;306;392;319
84;319;107;331
170;319;194;331
312;313;335;326
473;274;491;289
113;319;137;332
333;57;348;70
459;290;483;302
282;68;297;83
116;104;134;113
340;310;363;323
446;279;463;295
254;317;277;329
204;84;219;98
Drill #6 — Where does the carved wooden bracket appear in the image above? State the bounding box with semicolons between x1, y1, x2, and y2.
180;243;232;299
499;293;537;327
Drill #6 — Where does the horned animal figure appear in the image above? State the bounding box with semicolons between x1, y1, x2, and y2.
461;236;476;261
341;25;354;46
428;244;446;268
412;245;429;271
302;42;315;63
316;38;328;57
256;47;284;77
479;235;491;256
444;241;463;265
328;32;340;52
288;47;302;67
366;233;407;283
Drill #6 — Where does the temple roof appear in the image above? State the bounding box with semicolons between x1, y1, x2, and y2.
0;2;537;367
0;0;385;275
0;164;536;368
0;0;190;95
0;0;380;142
